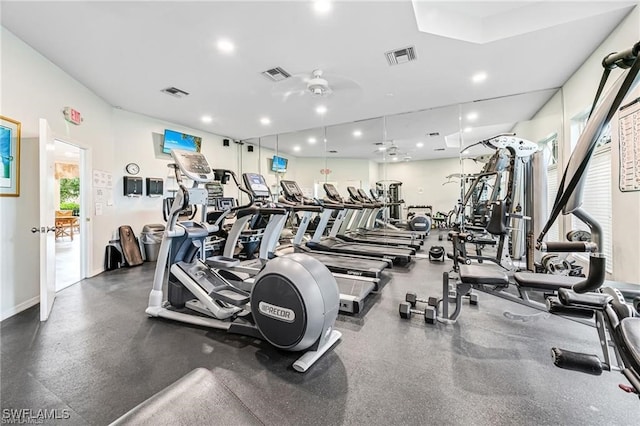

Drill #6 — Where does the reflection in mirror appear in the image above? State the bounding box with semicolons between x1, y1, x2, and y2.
240;137;261;205
248;87;564;271
381;103;467;235
455;88;563;270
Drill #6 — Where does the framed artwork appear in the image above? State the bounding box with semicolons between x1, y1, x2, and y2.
0;115;21;197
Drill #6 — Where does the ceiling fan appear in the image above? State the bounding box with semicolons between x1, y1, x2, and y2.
373;141;412;161
272;69;362;103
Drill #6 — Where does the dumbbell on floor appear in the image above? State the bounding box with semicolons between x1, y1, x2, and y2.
405;292;438;308
399;302;437;323
399;302;426;320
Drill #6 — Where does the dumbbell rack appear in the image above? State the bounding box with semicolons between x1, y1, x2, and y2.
398;277;478;325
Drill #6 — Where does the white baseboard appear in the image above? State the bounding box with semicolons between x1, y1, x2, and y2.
90;267;104;277
1;295;40;321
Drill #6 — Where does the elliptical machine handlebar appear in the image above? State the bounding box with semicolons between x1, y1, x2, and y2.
212;169;255;212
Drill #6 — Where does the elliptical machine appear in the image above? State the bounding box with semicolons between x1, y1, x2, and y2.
146;149;342;373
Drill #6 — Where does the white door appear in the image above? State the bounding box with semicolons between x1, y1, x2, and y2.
39;118;56;321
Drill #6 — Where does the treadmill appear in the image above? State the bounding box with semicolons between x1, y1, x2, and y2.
276;180;385;314
351;187;428;240
322;184;421;251
280;180;414;265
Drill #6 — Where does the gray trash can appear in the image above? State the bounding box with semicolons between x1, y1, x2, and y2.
141;224;165;262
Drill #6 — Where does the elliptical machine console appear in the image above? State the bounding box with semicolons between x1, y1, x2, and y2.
146;149;342;372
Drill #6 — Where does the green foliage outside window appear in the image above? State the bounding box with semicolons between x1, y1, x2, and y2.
60;177;80;214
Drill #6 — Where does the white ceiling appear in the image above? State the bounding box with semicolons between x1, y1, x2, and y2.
1;1;636;161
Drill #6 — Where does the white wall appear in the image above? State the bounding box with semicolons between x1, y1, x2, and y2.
0;138;40;318
0;27;240;320
561;8;640;282
512;7;640;281
1;27;114;319
110;109;240;230
381;157;483;215
292;157;376;198
610;84;640;283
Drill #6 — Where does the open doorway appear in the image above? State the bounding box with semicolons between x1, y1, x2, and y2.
54;140;83;291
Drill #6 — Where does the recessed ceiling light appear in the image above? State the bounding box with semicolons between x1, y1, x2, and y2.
201;116;213;123
466;112;478;121
379;146;387;151
464;127;472;133
392;157;398;161
216;38;235;54
260;117;271;125
416;142;424;148
313;0;332;14
315;105;327;115
353;130;362;137
472;72;487;83
308;137;317;144
462;149;471;155
293;146;301;152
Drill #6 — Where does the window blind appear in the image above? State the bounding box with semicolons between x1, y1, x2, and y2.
546;164;559;243
571;147;612;272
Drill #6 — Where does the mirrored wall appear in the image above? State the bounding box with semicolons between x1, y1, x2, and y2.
232;87;564;256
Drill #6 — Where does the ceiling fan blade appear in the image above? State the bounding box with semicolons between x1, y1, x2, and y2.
271;74;309;100
329;77;362;92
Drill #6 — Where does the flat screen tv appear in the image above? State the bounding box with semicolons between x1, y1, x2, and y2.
162;129;202;154
271;155;288;173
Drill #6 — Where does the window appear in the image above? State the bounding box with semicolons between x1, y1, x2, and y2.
538;134;559;243
569;115;612;272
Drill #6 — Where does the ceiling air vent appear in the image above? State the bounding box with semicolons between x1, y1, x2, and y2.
385;46;417;66
433;148;446;151
428;132;440;137
261;67;291;82
329;150;338;154
161;87;190;98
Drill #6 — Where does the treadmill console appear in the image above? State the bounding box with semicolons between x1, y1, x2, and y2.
243;173;271;199
323;183;342;202
171;149;215;183
346;186;362;201
280;180;303;202
357;188;370;201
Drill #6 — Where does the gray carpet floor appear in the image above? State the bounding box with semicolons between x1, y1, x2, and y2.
1;241;638;425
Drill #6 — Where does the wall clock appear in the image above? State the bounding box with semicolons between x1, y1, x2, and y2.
125;162;140;175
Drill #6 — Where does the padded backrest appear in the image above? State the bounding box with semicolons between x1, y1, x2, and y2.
485;201;508;235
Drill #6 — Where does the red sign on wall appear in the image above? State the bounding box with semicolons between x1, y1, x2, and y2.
63;107;83;125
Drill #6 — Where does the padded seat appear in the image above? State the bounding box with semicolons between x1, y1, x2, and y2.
459;264;509;286
514;272;582;291
618;317;640;373
110;368;263;425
